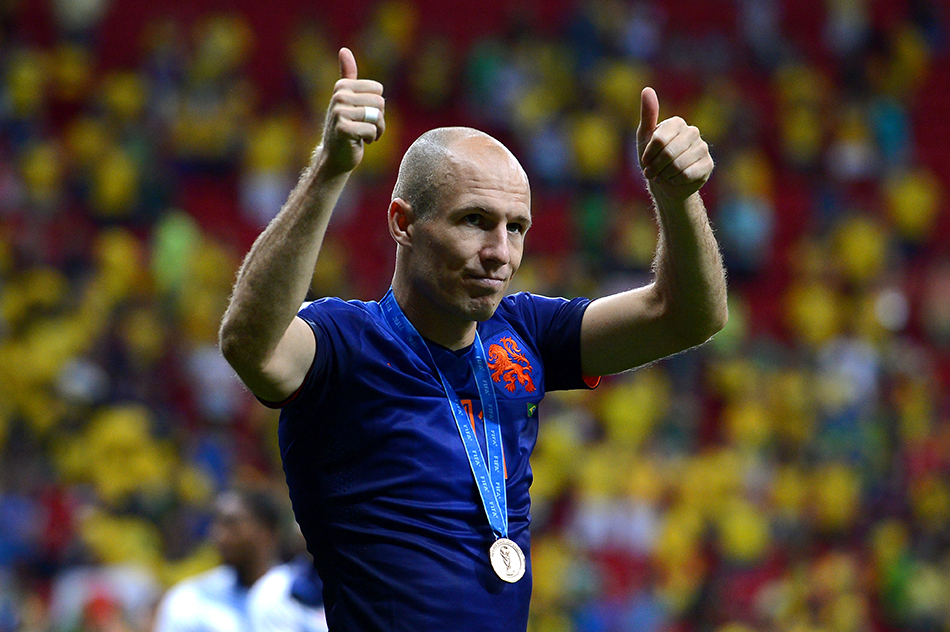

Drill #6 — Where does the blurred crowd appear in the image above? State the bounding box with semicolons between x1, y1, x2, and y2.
0;0;948;631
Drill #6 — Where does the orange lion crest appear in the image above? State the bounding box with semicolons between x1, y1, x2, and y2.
486;337;536;393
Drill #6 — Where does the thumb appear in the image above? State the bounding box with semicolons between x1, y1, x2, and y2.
339;47;358;80
637;87;659;150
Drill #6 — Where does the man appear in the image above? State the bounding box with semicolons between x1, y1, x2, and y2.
248;557;328;632
152;490;283;632
219;48;726;631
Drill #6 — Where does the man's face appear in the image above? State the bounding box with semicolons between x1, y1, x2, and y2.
406;138;531;327
210;493;267;568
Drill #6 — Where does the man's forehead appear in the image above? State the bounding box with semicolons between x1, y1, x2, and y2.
447;134;521;168
443;138;529;190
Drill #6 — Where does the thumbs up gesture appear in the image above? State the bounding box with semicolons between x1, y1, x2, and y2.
636;87;712;201
320;47;386;175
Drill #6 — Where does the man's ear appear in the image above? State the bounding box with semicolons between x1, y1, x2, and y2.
388;198;415;247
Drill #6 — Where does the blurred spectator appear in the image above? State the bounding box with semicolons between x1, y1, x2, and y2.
715;148;776;278
825;0;871;59
409;36;455;110
825;101;879;181
735;0;784;68
618;2;665;62
51;0;110;40
172;15;254;169
152;489;283;632
49;566;159;632
240;114;298;228
248;558;327;632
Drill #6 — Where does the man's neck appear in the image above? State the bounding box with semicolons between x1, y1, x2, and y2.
234;555;277;588
392;284;476;351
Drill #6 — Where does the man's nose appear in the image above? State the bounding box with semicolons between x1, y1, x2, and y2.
481;225;510;265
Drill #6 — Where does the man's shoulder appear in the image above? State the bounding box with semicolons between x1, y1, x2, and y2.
297;296;383;329
483;292;553;346
498;290;575;306
299;296;377;317
248;563;294;601
162;566;238;604
247;563;328;632
155;566;248;632
495;291;535;315
494;291;582;321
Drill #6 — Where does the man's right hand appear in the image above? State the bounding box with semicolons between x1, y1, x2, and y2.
320;48;386;176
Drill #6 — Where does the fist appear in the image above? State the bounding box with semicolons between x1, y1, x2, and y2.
321;47;386;174
637;87;712;201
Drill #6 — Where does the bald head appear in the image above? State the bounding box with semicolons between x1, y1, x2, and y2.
392;127;527;221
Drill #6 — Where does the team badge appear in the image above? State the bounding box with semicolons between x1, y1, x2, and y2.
485;333;536;395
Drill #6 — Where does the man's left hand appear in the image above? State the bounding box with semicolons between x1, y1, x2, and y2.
636;87;713;202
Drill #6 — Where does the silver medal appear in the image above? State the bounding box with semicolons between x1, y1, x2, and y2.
489;538;525;583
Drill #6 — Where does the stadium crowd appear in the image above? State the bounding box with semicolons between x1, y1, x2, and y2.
0;0;948;631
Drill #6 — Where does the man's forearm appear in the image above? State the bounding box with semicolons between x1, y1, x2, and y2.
219;48;385;399
219;154;348;372
650;188;728;346
579;87;724;377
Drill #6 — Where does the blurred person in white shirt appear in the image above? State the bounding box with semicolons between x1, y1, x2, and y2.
153;489;282;632
248;556;327;632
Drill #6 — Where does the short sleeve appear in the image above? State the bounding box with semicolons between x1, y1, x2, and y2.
500;293;598;392
280;298;367;412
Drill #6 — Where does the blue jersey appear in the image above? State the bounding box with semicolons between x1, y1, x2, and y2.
277;292;594;632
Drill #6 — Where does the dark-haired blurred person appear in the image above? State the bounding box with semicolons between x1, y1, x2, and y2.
152;489;282;632
248;556;327;632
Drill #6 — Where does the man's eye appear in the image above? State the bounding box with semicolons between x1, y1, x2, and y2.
507;223;524;234
464;214;482;225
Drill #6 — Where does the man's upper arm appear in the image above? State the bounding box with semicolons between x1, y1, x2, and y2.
580;284;702;377
245;316;316;405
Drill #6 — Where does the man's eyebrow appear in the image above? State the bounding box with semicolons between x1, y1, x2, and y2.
460;205;532;224
511;213;532;229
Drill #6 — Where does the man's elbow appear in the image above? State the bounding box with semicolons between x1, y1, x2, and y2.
677;301;728;349
708;300;729;338
218;316;252;373
218;324;274;398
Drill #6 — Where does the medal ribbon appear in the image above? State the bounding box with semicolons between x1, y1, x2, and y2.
380;289;508;540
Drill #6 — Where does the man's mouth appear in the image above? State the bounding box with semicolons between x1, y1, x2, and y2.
466;275;506;290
